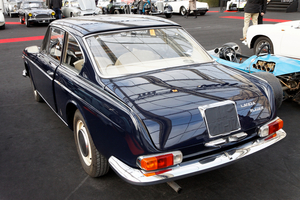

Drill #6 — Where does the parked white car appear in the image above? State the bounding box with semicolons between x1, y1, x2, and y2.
164;0;209;16
226;0;246;11
5;0;22;17
97;0;109;8
0;0;5;29
247;20;300;59
62;0;101;18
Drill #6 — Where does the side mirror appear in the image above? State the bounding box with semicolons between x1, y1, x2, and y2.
26;46;40;54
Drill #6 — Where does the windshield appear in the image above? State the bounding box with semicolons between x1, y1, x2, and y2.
77;0;96;10
23;2;47;8
86;28;213;77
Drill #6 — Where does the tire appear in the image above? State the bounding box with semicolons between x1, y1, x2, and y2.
70;13;73;17
254;72;283;110
253;36;274;55
74;110;109;177
30;77;43;102
19;15;24;24
25;15;30;27
199;11;206;16
180;6;187;16
114;9;120;14
165;13;172;18
0;24;5;30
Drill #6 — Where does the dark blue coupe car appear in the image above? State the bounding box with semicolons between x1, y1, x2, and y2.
22;15;286;185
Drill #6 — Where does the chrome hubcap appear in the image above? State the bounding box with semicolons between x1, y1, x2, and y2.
257;41;270;54
76;120;92;166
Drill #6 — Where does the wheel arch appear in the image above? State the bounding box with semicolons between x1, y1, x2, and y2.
66;101;80;131
250;35;269;49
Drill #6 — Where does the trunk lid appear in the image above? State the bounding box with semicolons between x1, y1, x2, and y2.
104;63;272;151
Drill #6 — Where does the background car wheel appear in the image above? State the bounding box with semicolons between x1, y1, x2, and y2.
73;110;109;177
254;72;283;110
199;11;206;15
114;10;120;14
9;11;12;18
253;36;274;55
165;13;172;18
70;13;74;17
180;7;187;16
30;78;43;102
25;16;30;27
19;16;24;24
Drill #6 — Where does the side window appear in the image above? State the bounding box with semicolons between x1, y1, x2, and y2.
62;33;84;72
49;28;65;62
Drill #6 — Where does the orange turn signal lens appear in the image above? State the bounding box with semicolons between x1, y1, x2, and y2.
258;117;283;137
268;118;283;134
137;151;182;171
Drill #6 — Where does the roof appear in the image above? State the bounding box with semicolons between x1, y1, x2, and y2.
50;15;180;36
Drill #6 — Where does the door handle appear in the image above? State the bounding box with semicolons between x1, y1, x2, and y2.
47;70;54;76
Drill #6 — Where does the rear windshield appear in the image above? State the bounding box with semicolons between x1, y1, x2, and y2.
86;28;213;77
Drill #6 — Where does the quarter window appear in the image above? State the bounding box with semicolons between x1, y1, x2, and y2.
49;28;65;62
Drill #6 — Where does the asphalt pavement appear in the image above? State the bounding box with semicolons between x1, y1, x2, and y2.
0;8;300;200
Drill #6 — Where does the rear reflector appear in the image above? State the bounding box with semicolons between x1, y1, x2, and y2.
258;117;283;137
137;151;182;171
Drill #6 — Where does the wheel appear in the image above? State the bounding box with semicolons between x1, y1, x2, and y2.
0;24;5;30
114;9;120;14
180;6;187;16
74;110;109;177
30;77;43;102
199;11;206;15
25;15;30;27
254;72;283;110
165;13;172;18
222;46;237;62
253;36;274;55
70;13;74;17
19;15;24;24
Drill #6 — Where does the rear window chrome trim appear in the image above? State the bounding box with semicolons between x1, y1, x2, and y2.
82;26;213;79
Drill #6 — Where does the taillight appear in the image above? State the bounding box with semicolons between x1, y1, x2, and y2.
137;151;182;171
258;117;283;137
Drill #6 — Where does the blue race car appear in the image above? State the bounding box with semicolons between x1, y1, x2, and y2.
209;42;300;108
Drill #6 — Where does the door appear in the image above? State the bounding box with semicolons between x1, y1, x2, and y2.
279;21;300;59
31;27;65;110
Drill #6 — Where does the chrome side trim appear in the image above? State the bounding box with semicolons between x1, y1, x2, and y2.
35;89;68;126
109;129;286;185
24;55;53;81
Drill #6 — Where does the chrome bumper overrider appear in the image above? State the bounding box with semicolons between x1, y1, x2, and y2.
109;129;286;185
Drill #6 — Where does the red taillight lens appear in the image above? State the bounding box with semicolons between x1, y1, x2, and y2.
140;154;173;171
138;151;182;171
258;117;283;137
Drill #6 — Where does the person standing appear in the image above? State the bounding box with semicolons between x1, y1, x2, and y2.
241;0;267;41
185;0;197;18
137;0;145;14
258;0;268;24
50;0;62;19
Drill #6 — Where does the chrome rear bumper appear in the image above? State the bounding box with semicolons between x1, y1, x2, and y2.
109;129;286;185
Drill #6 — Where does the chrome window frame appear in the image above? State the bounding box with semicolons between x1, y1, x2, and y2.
83;26;214;79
